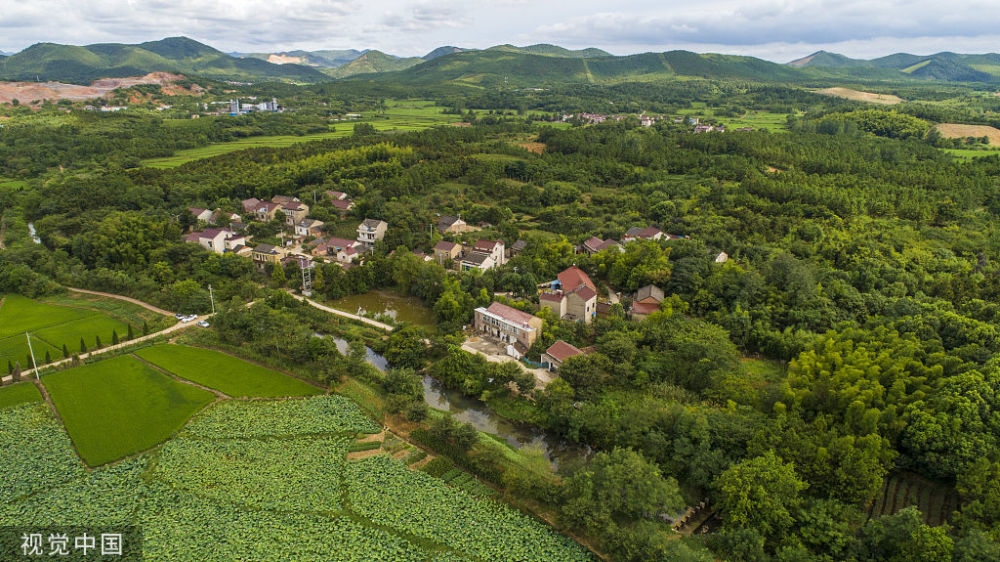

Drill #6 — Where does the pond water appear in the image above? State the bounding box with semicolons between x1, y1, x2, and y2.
328;290;435;326
323;333;588;467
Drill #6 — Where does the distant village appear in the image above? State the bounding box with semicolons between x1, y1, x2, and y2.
561;113;754;132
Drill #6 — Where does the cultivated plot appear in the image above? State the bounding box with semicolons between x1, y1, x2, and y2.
43;355;215;466
135;344;323;398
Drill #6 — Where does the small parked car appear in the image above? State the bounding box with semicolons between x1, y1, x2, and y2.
182;314;198;322
197;320;210;328
175;313;185;320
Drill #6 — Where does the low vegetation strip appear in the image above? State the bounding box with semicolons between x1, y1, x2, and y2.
135;344;322;398
43;355;215;466
0;404;85;504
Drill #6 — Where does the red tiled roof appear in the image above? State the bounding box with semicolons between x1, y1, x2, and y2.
558;266;596;294
486;302;537;326
241;198;260;212
539;292;563;302
474;239;501;252
631;301;659;316
639;226;663;238
582;236;603;250
332;199;354;210
571;285;597;301
546;340;583;362
434;240;459;251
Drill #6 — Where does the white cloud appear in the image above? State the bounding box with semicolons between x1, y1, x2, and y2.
0;0;998;61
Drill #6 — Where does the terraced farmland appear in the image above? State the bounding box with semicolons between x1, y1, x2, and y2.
0;398;592;560
867;471;959;526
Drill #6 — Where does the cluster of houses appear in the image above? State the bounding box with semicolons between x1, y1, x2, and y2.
562;113;663;127
183;190;388;271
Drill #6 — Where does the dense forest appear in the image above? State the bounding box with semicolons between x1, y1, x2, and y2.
2;78;1000;561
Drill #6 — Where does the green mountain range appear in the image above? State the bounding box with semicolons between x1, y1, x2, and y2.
350;49;806;86
788;50;1000;82
0;37;329;84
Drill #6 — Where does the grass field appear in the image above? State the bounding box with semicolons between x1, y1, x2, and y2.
941;147;1000;160
0;293;155;368
135;344;322;398
43;355;215;466
0;381;42;409
142;100;457;169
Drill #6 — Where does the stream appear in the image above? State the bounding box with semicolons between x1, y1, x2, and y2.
326;335;588;466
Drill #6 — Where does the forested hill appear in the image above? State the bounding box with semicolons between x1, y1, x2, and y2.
0;37;329;84
349;49;809;86
789;50;1000;82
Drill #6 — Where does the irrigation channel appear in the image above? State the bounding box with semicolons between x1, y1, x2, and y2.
326;335;589;467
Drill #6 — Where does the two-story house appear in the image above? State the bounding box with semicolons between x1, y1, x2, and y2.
357;219;388;248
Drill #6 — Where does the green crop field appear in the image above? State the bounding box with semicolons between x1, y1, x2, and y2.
0;381;42;409
941;147;1000;160
0;398;591;560
0;293;158;368
43;355;215;466
135;344;322;397
142;101;457;169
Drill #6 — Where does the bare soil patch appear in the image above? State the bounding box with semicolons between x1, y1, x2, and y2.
814;87;902;105
0;72;201;105
346;448;386;461
935;123;1000;145
518;141;546;154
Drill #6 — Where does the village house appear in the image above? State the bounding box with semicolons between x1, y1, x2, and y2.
715;251;729;263
294;219;325;238
242;198;282;222
581;236;623;255
460;251;497;272
624;226;665;243
187;207;214;223
539;266;599;324
473;240;505;265
509;239;527;258
210;209;241;225
473;302;543;350
184;228;246;254
630;283;665;321
311;237;361;264
436;215;478;235
357;219;388;248
251;243;286;267
433;240;462;265
279;199;310;226
326;190;348;201
331;199;355;214
541;340;585;372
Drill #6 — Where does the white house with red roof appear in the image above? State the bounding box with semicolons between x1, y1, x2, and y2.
539;266;598;324
184;228;245;254
473;302;543;349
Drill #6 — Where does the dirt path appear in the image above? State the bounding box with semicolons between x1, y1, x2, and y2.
66;287;174;316
286;291;395;332
346;448;386;461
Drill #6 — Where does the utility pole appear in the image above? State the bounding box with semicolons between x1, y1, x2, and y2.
25;332;39;380
208;284;216;314
299;256;313;297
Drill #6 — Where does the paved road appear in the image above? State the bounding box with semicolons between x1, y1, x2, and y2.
287;291;395;332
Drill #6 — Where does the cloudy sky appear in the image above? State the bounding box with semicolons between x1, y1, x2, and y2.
2;0;999;61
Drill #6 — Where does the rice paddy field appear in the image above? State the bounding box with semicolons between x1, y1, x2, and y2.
135;344;322;397
0;395;592;560
142;100;458;169
43;355;215;466
0;293;166;369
